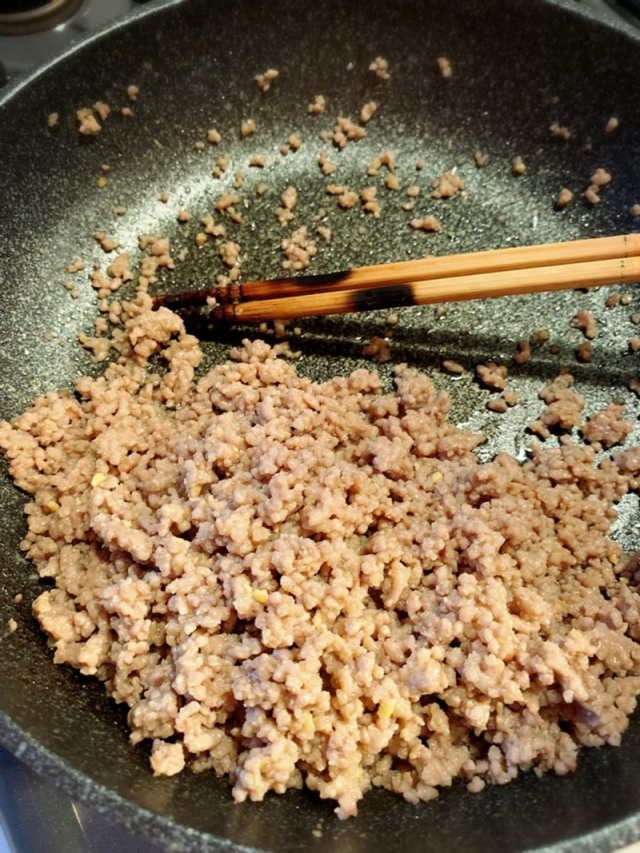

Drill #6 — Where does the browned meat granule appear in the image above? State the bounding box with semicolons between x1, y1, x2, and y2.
631;205;640;217
219;241;241;270
513;340;531;365
255;69;279;92
437;56;452;78
581;403;633;449
333;116;366;148
503;390;519;407
318;151;336;176
177;211;191;223
76;108;101;135
194;233;207;247
416;159;425;170
93;101;111;121
555;188;573;209
361;187;381;217
369;56;390;80
442;360;464;375
605;117;619;133
549;123;571;140
5;328;640;819
406;185;420;198
584;186;601;206
275;186;298;225
360;101;377;124
338;190;359;209
606;293;620;309
409;216;441;233
368;150;395;177
121;107;133;118
630;338;640;353
572;309;598;340
592;168;612;187
94;233;119;253
67;259;86;273
47;112;59;128
308;95;326;115
474;151;489;168
126;84;139;101
386;313;399;326
622;295;633;306
158;193;169;203
529;370;585;438
193;141;206;151
281;226;317;271
361;335;391;362
385;174;400;191
576;342;593;363
316;226;332;242
477;362;508;391
512;156;526;176
201;213;225;237
487;397;508;413
240;119;256;138
207;128;222;144
403;201;416;212
432;170;464;199
629;379;640;397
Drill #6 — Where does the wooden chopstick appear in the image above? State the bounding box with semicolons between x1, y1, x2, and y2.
153;233;640;311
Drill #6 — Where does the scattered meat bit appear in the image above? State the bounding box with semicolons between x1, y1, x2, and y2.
281;226;317;271
13;594;23;605
476;362;508;391
369;56;390;80
240;119;256;138
93;101;111;121
126;84;139;101
66;259;86;273
630;337;640;352
629;378;640;397
207;128;222;144
605;117;619;133
529;370;584;438
121;107;133;117
630;205;640;217
194;233;207;247
177;211;191;223
549;122;571;140
368;150;395;177
318;151;336;175
338;190;358;209
592;168;612;187
409;216;441;232
406;185;420;198
201;213;225;238
555;188;573;208
534;329;550;343
632;313;640;325
76;108;101;135
327;184;346;195
474;151;489;168
386;313;399;326
432;170;464;199
94;233;119;252
512;156;526;175
255;68;279;92
233;172;245;189
158;193;169;203
361;186;381;217
402;201;416;211
216;192;240;213
621;294;633;305
437;56;452;79
572;309;598;339
487;398;508;414
248;154;267;168
416;159;425;170
582;404;633;448
212;155;231;179
307;95;326;115
219;241;241;269
362;336;391;361
606;293;620;309
584;186;601;205
513;340;531;365
47;112;59;128
193;140;205;151
316;225;332;242
360;101;377;124
288;133;302;151
385;174;400;191
6;619;17;635
576;341;593;362
100;164;110;173
276;186;298;225
333;116;366;148
255;183;268;196
503;391;519;407
442;360;464;375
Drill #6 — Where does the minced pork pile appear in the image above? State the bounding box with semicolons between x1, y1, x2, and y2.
3;304;640;818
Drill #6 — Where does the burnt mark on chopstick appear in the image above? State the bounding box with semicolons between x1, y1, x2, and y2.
349;283;416;314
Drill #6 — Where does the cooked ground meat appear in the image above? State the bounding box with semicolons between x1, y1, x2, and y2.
549;123;571;140
360;101;377;124
512;156;526;175
255;69;279;92
555;188;573;209
442;360;464;375
605;117;619;133
477;362;508;391
513;340;531;365
409;216;441;233
4;326;640;820
308;95;326;115
47;112;59;128
437;56;452;78
76;108;101;135
281;226;317;271
474;151;489;168
529;370;584;438
369;56;390;80
581;403;633;448
572;309;598;340
576;342;593;363
432;170;464;200
240;119;256;138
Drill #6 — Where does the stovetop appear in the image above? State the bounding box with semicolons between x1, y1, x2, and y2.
0;0;639;852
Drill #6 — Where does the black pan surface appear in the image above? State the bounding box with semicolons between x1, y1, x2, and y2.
1;1;640;850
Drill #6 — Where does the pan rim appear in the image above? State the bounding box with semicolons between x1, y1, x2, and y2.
1;1;640;852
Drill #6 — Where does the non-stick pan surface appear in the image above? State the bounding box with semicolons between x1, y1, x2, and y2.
1;1;640;850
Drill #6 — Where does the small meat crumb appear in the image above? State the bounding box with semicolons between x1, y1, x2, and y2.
316;226;332;242
276;186;298;225
549;122;571;140
605;117;619;133
513;340;531;365
47;112;59;128
576;341;593;362
281;226;317;271
195;233;207;247
6;619;17;635
474;151;489;168
629;378;640;397
556;188;573;209
572;309;598;339
386;313;399;326
512;156;526;175
94;233;119;252
177;211;191;223
368;150;395;177
629;337;640;352
406;186;420;198
432;170;464;199
249;154;266;168
150;741;185;777
76;108;101;135
127;85;139;101
477;362;508;391
529;370;584;438
219;241;241;270
207;128;222;144
361;186;381;217
606;293;620;309
385;174;400;191
121;107;133;117
318;151;336;176
621;294;633;305
308;95;326;115
362;336;391;362
409;216;441;233
338;190;358;209
630;205;640;217
437;57;452;79
369;57;390;80
67;259;86;273
416;159;425;170
333;116;366;148
93;101;111;121
442;360;464;375
240;119;256;138
159;193;169;203
13;594;23;605
255;69;279;92
487;398;508;413
360;101;377;124
582;403;633;448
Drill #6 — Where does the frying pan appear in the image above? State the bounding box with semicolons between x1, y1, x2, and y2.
1;0;640;850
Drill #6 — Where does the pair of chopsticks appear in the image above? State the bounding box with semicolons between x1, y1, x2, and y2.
152;233;640;325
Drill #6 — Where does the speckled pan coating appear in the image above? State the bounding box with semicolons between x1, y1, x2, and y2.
1;0;640;851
